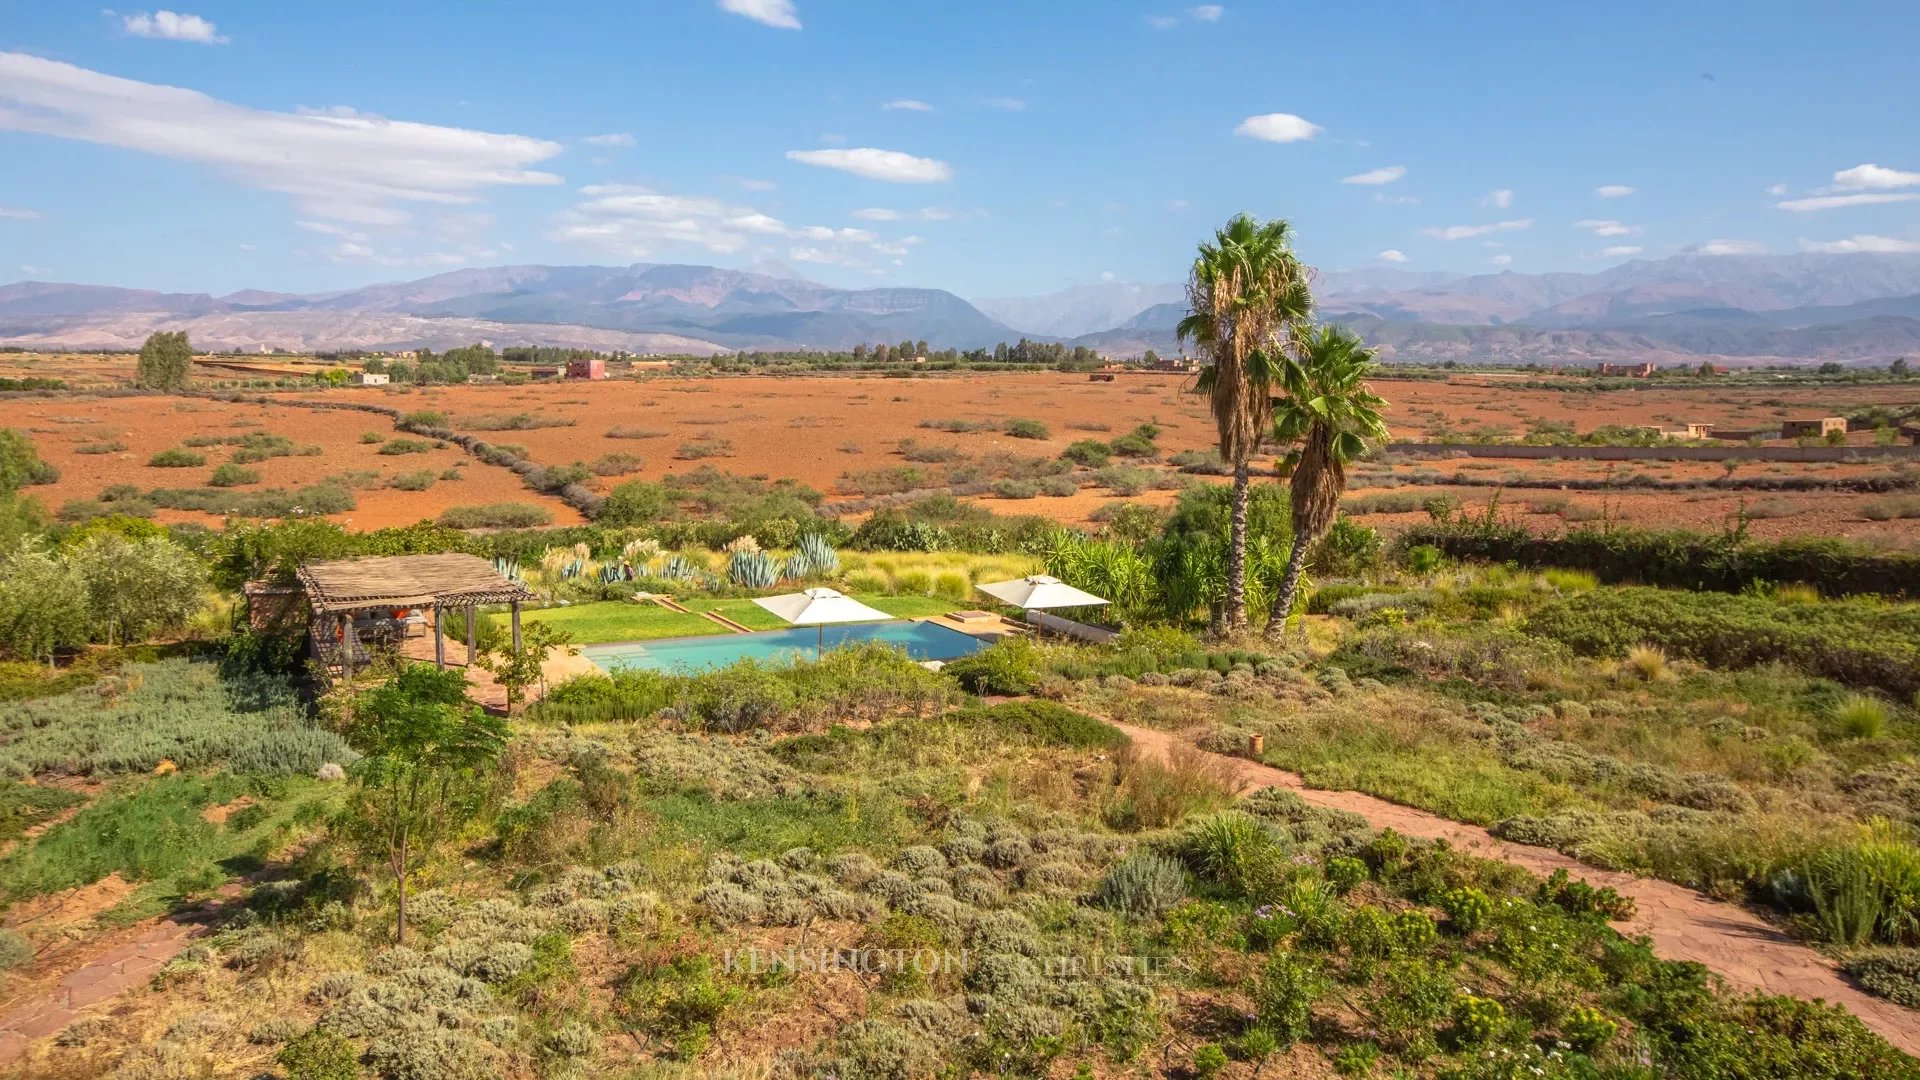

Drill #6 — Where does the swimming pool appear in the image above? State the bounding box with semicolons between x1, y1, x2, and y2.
581;620;990;673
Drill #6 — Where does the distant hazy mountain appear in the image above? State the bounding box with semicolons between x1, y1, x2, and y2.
0;263;1016;353
1071;252;1920;364
973;281;1186;338
8;253;1920;363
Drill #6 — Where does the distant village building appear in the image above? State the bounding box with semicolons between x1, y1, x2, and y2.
566;358;608;380
350;371;390;386
1150;355;1200;373
1596;362;1656;378
1681;422;1715;439
1780;417;1848;439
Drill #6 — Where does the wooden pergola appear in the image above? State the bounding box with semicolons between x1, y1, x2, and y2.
294;554;537;680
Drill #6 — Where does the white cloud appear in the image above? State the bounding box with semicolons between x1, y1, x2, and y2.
1595;184;1635;198
1776;192;1920;212
1376;249;1408;263
1489;254;1512;266
1482;189;1515;209
738;178;776;191
717;0;800;30
582;132;634;147
917;207;954;221
1798;234;1920;254
296;220;368;241
1235;113;1322;143
882;99;934;112
551;183;912;269
1766;183;1788;196
1342;164;1406;185
1149;6;1223;28
19;264;50;276
0;52;562;227
119;10;227;44
1419;218;1533;241
852;207;902;221
785;147;951;183
1601;245;1643;257
0;205;38;220
983;97;1027;111
1831;163;1920;190
1688;239;1766;256
1575;218;1639;237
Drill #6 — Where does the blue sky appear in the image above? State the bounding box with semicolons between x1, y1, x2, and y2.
2;0;1918;299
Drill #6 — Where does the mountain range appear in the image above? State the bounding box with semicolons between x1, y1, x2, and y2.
3;253;1920;364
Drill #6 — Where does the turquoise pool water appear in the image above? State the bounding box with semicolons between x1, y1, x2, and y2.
582;620;989;673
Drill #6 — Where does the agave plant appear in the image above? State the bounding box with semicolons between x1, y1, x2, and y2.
599;563;626;585
796;533;840;575
492;555;522;582
728;549;778;589
658;554;698;581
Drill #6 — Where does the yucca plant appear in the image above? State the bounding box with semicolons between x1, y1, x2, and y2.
728;550;777;589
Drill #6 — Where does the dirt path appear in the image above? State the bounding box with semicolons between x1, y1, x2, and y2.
0;914;205;1064
1110;719;1920;1056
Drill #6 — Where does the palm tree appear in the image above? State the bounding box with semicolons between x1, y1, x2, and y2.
1264;324;1390;638
1177;214;1312;632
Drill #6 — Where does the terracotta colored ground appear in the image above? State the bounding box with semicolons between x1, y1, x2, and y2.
2;370;1915;537
1109;718;1920;1056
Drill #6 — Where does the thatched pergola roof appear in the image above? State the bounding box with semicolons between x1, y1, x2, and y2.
296;554;536;613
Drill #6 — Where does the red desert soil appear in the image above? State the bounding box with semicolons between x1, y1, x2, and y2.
1110;718;1920;1057
3;372;1915;538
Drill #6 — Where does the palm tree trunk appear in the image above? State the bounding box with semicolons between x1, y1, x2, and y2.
1224;461;1250;633
1264;532;1313;640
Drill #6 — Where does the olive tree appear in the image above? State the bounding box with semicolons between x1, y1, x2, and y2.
69;533;206;646
0;544;89;667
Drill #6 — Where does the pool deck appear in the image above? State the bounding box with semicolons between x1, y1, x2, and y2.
397;617;599;714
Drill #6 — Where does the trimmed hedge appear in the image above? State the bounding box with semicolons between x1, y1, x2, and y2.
1399;522;1920;599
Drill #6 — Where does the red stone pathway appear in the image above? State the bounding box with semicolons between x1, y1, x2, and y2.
0;915;205;1064
1110;719;1920;1057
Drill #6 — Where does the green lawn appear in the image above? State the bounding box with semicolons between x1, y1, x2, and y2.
507;595;969;646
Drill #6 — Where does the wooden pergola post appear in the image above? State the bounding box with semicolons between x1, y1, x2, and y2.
466;606;477;665
511;601;522;651
433;604;446;668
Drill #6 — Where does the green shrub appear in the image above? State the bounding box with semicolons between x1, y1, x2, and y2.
1843;949;1920;1007
278;1028;361;1080
1004;418;1049;440
1331;1040;1380;1076
1183;811;1286;896
1562;1004;1617;1051
1251;953;1326;1047
208;463;260;487
1192;1042;1228;1078
148;447;206;467
1061;440;1111;467
1096;852;1188;917
403;410;448;427
942;636;1044;695
992;478;1040;500
616;953;741;1060
1038;476;1080;497
377;438;436;456
437;503;554;529
388;470;437;492
1450;994;1506;1046
1440;887;1492;933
